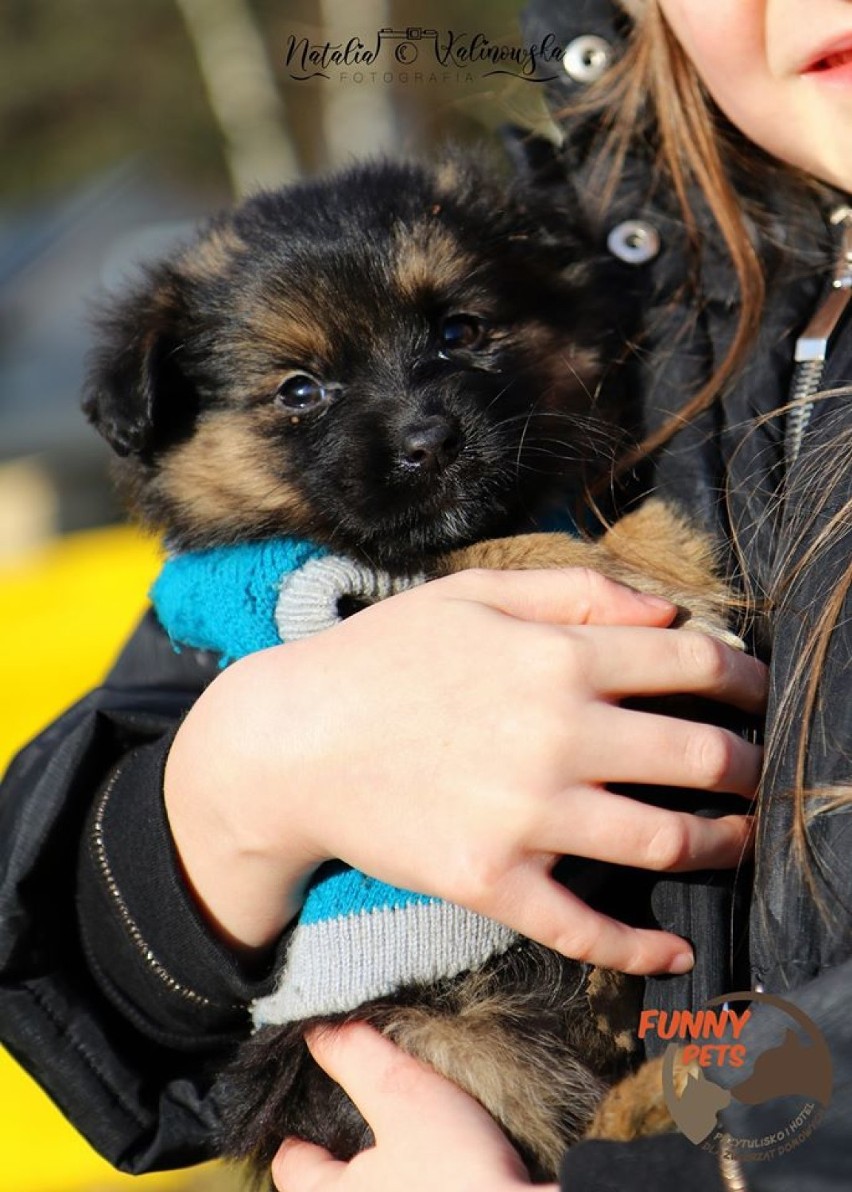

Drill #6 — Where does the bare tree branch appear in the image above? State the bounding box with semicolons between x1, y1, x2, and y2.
174;0;300;196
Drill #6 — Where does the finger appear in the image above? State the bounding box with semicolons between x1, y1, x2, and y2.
303;1023;478;1142
537;784;754;870
490;864;696;975
272;1136;344;1192
572;705;763;795
438;566;678;628
571;626;768;714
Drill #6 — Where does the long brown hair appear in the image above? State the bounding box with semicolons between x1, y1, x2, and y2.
578;1;852;898
583;0;771;465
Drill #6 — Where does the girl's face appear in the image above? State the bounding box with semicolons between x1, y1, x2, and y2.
657;0;852;192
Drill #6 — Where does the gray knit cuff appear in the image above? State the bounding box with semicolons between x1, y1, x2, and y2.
275;553;426;641
251;900;517;1027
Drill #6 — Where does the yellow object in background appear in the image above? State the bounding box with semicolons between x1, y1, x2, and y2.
0;525;161;774
0;527;245;1192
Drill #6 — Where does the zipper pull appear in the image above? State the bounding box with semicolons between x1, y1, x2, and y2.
787;207;852;465
794;206;852;364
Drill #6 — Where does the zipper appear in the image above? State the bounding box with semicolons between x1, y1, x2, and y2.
786;205;852;467
717;1148;749;1192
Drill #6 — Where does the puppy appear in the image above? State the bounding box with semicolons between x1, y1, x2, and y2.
84;155;735;1182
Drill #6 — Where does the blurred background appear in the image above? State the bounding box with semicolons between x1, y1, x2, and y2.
0;1;556;1189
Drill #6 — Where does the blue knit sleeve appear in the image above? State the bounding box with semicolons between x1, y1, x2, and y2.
150;538;327;665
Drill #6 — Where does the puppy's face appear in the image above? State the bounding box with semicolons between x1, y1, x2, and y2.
85;159;620;567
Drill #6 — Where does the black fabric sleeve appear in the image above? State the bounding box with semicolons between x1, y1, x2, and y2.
76;734;275;1050
559;1133;724;1190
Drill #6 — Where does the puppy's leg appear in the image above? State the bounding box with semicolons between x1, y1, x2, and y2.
217;946;641;1183
439;499;741;647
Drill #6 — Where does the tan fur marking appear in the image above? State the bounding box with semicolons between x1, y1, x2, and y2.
153;411;309;536
180;225;246;280
513;321;601;409
561;344;600;391
435;158;464;194
185;227;335;362
602;500;724;592
380;989;605;1179
586;1055;675;1140
393;220;475;299
243;299;334;364
585;968;643;1054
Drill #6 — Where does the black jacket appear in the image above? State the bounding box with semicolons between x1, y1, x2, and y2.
1;1;850;1187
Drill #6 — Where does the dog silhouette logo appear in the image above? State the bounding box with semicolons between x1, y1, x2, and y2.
654;991;832;1161
667;1066;733;1145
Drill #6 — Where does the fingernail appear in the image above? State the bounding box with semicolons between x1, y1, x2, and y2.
668;950;695;974
635;592;675;610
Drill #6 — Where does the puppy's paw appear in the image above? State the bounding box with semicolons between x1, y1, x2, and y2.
584;1056;674;1141
680;615;746;651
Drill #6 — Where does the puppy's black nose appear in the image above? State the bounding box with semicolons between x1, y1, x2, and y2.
400;417;463;471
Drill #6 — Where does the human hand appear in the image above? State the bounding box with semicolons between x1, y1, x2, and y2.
164;566;766;973
270;1023;552;1192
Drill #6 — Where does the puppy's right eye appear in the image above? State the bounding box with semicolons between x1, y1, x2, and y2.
275;374;328;411
439;314;486;352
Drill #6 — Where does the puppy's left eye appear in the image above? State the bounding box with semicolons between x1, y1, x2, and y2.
275;373;329;411
439;314;486;352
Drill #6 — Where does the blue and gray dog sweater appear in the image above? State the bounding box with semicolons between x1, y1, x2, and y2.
151;540;517;1027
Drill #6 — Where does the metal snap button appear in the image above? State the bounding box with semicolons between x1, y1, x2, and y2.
606;219;661;264
562;35;613;84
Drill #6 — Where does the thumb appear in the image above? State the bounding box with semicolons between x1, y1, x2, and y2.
272;1136;343;1191
304;1023;492;1143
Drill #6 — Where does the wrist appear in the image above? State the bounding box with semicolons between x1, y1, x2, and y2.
163;689;325;953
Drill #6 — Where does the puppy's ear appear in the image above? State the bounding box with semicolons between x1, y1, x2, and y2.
83;278;189;459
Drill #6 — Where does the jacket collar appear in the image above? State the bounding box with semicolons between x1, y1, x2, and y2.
522;0;840;307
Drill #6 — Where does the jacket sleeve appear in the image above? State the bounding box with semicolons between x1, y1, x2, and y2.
559;1133;725;1190
0;610;273;1172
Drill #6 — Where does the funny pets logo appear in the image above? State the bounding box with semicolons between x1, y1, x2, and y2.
641;992;833;1162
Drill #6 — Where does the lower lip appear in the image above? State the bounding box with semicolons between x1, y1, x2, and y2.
804;53;852;87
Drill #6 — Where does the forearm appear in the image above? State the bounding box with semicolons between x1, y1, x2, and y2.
77;735;274;1046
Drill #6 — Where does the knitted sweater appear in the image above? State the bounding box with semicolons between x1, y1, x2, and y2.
151;539;517;1027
